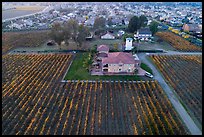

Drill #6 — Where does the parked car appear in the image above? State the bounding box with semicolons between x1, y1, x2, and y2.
145;72;153;78
47;40;55;46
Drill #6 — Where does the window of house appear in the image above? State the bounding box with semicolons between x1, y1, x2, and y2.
119;69;121;71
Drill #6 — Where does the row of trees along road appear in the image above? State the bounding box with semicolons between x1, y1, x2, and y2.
50;19;90;49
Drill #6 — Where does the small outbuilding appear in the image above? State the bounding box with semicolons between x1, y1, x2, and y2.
125;38;133;51
97;45;109;54
101;32;115;39
135;28;152;41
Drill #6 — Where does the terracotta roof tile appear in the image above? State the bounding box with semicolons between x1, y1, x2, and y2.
98;53;108;57
102;52;136;64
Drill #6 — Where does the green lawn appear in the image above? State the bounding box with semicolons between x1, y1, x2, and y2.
64;52;142;80
89;39;123;48
137;38;176;51
141;63;153;74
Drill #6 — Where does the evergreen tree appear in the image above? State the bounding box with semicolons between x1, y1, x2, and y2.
149;21;159;35
128;16;140;33
139;15;148;28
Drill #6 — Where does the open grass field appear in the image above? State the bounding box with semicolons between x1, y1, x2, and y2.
2;53;189;135
137;36;176;51
14;6;46;10
2;30;50;54
2;6;46;20
150;54;202;129
88;39;123;46
11;38;121;53
8;35;178;55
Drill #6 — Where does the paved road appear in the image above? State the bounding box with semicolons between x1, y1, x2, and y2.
148;51;202;55
138;53;202;135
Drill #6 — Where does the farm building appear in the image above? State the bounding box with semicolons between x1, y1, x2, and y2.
97;45;109;54
125;38;133;51
100;32;115;39
135;28;152;41
92;45;141;75
101;52;140;74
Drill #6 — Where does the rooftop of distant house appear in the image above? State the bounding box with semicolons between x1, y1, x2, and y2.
138;28;152;34
97;45;109;52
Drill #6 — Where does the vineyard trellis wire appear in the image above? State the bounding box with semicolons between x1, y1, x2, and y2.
2;54;190;135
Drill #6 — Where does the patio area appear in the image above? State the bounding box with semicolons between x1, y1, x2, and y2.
137;67;147;76
90;59;147;76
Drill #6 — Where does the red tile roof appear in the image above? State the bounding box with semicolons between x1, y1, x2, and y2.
102;52;136;64
97;45;109;52
98;53;108;57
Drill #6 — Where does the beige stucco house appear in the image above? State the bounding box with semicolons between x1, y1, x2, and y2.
101;52;140;74
93;45;141;75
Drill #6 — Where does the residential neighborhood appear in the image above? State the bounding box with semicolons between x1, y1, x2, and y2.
2;2;202;34
3;2;202;47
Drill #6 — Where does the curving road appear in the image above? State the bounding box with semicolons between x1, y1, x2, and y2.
138;52;202;135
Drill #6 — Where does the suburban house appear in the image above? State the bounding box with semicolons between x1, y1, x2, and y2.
91;45;141;75
135;28;152;41
182;23;202;34
101;32;115;39
9;23;23;29
125;38;133;51
24;19;33;26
